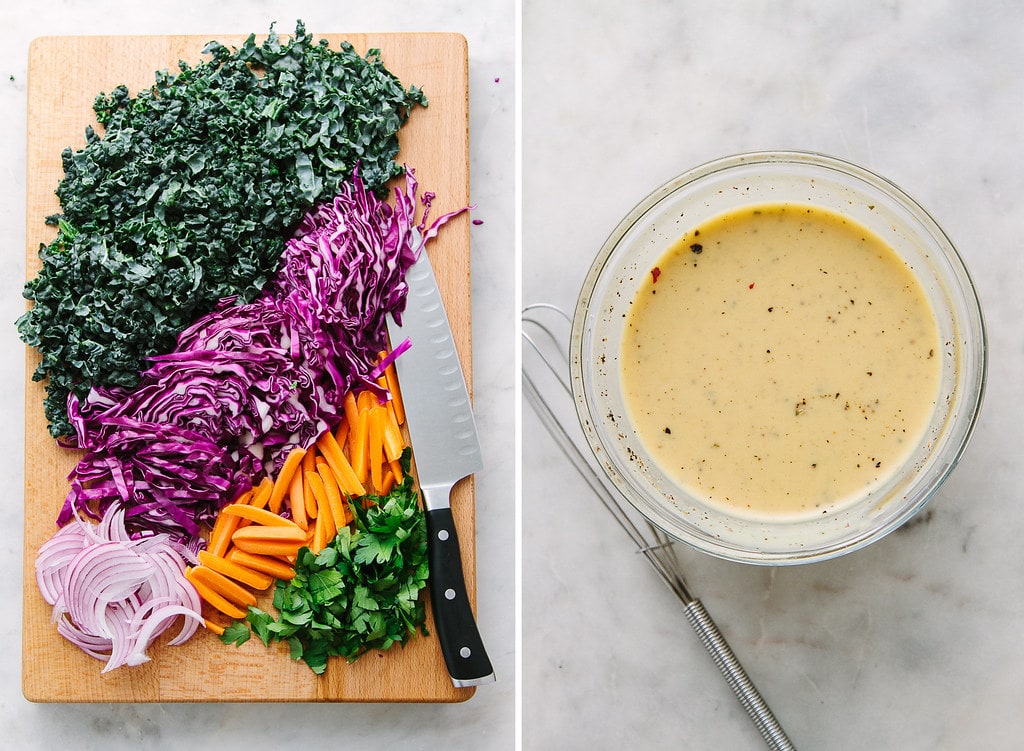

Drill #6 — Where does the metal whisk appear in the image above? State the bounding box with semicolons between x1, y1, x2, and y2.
522;303;796;751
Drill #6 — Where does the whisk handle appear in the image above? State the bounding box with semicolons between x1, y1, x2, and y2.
684;599;797;751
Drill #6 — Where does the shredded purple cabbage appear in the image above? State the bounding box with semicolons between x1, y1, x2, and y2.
60;169;468;540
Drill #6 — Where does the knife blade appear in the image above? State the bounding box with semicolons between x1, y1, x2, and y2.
386;247;495;688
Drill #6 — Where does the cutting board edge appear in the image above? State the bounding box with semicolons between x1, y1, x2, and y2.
22;30;478;704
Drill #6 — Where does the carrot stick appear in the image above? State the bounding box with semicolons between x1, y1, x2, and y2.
268;446;306;514
317;461;349;530
310;516;327;554
207;498;248;558
383;356;405;425
376;351;390;390
334;418;350;451
382;405;405;462
219;503;303;529
232;525;306;543
189;565;258;607
204;619;226;636
249;476;274;510
349;407;370;486
302;449;318;520
207;511;233;559
343;391;359;432
381;469;396;496
357;389;377;413
311;471;337;541
198;550;274;590
389;458;404;485
317;430;365;497
230;538;305;557
305;470;337;545
185;568;248;619
288;469;307;531
227;549;296;581
368;406;386;494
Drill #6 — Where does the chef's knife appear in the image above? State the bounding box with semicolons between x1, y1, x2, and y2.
385;247;495;688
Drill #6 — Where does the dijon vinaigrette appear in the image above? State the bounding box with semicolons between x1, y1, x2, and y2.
620;203;943;518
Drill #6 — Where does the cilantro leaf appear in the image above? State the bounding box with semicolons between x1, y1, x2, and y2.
228;466;429;673
218;621;251;647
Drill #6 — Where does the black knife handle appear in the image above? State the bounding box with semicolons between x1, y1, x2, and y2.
425;506;495;687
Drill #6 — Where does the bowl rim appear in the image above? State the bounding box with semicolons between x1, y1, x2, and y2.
569;149;988;565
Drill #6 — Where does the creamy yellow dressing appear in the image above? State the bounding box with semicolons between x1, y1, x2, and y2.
620;203;942;518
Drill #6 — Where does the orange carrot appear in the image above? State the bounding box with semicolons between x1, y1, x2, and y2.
208;506;244;559
368;406;386;494
219;503;303;529
207;512;233;559
249;476;274;510
334;417;350;451
198;550;274;590
382;405;405;462
288;468;307;531
356;389;377;413
268;446;306;514
185;567;248;619
376;351;390;389
349;407;370;485
316;430;365;497
189;565;258;607
383;355;405;425
310;516;328;554
203;619;226;636
232;525;306;543
309;470;337;541
343;391;359;432
301;449;318;520
381;469;396;496
389;458;404;485
317;461;350;530
227;549;295;580
230;538;305;557
207;487;256;556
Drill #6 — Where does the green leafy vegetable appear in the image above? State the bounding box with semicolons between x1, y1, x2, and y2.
218;621;252;647
19;21;427;437
232;452;429;674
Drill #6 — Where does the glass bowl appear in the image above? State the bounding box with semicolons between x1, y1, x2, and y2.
569;151;986;565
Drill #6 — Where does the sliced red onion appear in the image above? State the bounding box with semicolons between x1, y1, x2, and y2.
35;504;204;673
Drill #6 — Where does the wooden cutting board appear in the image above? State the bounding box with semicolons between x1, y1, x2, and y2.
22;31;477;703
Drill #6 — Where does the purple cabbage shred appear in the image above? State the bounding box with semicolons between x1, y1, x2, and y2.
59;169;468;541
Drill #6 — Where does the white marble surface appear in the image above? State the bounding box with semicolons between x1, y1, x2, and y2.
523;2;1024;749
0;1;515;749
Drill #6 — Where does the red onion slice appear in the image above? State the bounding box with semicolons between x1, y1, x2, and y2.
34;504;204;672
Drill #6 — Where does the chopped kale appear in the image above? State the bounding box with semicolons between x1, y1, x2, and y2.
18;21;426;437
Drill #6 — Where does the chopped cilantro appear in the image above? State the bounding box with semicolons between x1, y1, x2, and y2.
218;621;252;647
227;451;429;674
18;21;426;437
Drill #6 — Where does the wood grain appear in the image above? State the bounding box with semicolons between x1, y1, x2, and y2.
22;31;476;703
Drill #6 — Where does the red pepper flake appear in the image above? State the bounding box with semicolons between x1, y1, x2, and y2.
651;267;661;283
748;282;755;289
